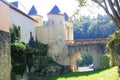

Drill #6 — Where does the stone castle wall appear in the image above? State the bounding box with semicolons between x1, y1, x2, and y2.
0;30;11;80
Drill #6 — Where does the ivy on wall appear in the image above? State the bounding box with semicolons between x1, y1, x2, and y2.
107;30;120;66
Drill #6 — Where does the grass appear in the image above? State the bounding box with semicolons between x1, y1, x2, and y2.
29;66;120;80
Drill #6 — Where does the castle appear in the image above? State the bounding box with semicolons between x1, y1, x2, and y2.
0;0;74;65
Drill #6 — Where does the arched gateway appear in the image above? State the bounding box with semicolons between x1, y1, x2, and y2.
67;38;108;71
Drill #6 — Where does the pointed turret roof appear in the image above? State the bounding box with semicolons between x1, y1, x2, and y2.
48;5;61;14
28;5;37;15
64;12;69;21
11;1;18;8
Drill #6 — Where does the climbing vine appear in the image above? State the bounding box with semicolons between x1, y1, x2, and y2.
107;30;120;66
107;30;120;76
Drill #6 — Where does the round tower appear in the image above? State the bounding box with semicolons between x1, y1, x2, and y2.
47;5;66;44
47;5;70;66
47;5;66;38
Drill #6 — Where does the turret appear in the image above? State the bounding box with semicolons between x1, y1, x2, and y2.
47;5;65;27
28;5;43;27
46;5;70;65
64;12;74;40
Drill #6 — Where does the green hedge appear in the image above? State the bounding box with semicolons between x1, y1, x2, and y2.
100;55;110;69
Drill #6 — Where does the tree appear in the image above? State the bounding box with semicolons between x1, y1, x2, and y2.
107;30;120;76
78;0;120;77
78;0;120;29
76;53;93;67
73;15;116;39
10;24;27;79
10;24;20;43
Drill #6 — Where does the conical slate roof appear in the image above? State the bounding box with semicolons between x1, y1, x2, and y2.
48;5;61;14
64;12;69;21
11;1;18;8
28;5;37;15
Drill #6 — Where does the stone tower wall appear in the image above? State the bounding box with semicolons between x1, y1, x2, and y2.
0;30;11;80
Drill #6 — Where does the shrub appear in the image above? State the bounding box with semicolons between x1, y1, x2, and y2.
100;55;110;69
77;53;93;67
11;42;26;75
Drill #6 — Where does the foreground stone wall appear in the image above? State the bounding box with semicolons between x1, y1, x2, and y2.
0;30;11;80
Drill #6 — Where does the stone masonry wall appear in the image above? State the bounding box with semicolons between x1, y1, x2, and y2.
0;30;11;80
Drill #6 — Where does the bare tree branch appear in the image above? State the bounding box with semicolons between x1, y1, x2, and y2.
114;0;120;15
93;0;119;28
108;0;120;19
103;0;118;26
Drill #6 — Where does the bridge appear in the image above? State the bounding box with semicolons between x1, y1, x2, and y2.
66;38;108;71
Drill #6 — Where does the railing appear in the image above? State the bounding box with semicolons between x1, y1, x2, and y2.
66;38;108;45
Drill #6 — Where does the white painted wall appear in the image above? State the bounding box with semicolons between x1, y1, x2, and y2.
9;8;36;43
65;21;74;40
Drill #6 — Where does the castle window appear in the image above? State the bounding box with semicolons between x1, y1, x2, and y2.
30;32;32;37
60;21;62;24
52;21;54;24
18;26;20;30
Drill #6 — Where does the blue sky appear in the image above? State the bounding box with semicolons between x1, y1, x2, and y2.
7;0;105;20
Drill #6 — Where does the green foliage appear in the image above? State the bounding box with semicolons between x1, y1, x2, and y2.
76;53;93;67
36;56;57;72
97;0;104;3
107;30;120;66
29;67;118;80
100;55;110;69
78;0;120;29
27;36;48;56
10;24;20;43
10;24;48;77
107;30;120;53
74;15;116;39
11;42;26;75
78;0;86;6
10;24;27;78
26;36;48;72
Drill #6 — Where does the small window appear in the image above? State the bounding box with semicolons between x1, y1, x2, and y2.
18;26;20;30
30;32;32;37
60;21;62;24
52;21;54;24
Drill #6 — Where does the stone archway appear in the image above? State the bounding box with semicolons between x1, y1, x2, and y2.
70;50;85;72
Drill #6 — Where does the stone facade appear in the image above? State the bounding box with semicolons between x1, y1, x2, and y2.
0;30;11;80
68;44;107;69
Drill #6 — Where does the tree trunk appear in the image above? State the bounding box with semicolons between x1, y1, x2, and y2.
118;65;120;77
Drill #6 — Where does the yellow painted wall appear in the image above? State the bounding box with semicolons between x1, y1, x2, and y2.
36;26;48;44
0;1;10;32
65;21;74;40
31;15;43;27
